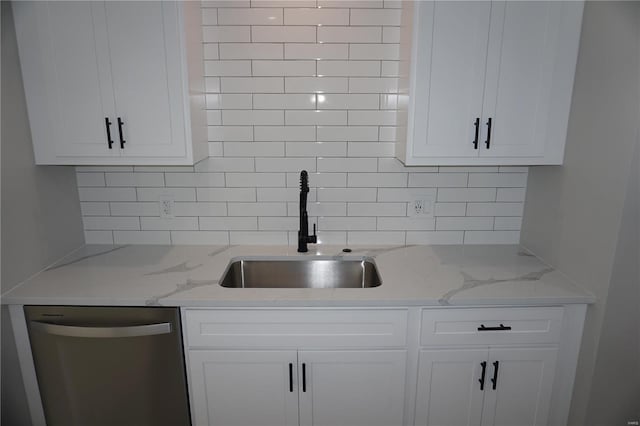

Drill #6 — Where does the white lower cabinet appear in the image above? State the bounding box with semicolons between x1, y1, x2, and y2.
188;349;407;426
416;347;557;426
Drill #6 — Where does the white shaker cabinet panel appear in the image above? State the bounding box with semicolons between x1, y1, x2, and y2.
188;350;299;426
12;1;206;165
104;1;187;159
298;350;407;426
12;2;118;161
410;2;491;159
400;1;584;165
415;349;487;426
481;347;558;426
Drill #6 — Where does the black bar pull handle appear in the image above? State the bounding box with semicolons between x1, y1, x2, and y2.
491;361;500;390
473;117;480;149
289;363;293;392
485;117;492;149
104;117;113;149
117;117;126;149
478;324;512;332
302;363;307;392
479;361;487;390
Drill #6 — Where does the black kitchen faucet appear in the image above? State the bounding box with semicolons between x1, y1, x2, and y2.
298;170;317;253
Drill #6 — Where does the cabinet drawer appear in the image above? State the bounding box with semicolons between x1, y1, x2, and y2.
420;307;563;346
184;308;408;349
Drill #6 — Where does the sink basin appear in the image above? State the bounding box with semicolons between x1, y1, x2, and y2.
219;257;382;289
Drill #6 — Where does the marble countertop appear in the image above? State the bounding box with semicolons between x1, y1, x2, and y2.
0;244;595;307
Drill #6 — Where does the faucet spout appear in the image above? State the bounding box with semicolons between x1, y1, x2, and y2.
298;170;317;253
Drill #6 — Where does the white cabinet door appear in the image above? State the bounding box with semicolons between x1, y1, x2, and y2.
480;1;576;159
188;350;299;426
104;1;187;158
12;2;118;161
415;349;487;426
481;347;558;426
410;1;491;159
298;350;407;426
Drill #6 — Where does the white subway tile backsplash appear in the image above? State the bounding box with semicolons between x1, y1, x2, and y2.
350;8;402;26
285;77;348;93
141;217;199;231
171;231;230;245
225;172;285;187
219;44;283;60
285;110;347;125
254;125;316;141
114;231;171;245
285;43;349;60
83;216;140;231
317;157;377;172
316;126;378;141
318;94;379;109
254;94;316;109
222;109;285;125
255;157;316;172
317;27;382;43
137;188;196;202
218;8;283;25
252;61;316;77
110;202;159;217
76;173;105;187
203;26;251;42
347;142;395;157
221;77;284;92
204;60;252;76
77;1;526;246
79;188;136;202
224;142;285;157
196;188;256;202
349;44;400;60
347;172;406;187
284;8;349;25
286;141;347;157
251;26;316;42
200;216;258;230
80;202;110;216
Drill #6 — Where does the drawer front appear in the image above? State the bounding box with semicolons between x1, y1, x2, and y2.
420;307;563;346
184;308;408;349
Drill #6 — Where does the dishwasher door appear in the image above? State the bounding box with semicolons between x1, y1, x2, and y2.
25;306;191;426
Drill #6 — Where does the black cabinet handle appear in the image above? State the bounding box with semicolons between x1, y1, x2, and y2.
477;324;512;331
491;361;500;390
485;117;492;149
473;117;480;149
104;117;113;149
117;117;126;149
289;363;293;392
479;361;487;390
302;363;307;392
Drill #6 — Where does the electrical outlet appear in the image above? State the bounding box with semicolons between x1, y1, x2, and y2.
409;194;434;218
158;196;174;218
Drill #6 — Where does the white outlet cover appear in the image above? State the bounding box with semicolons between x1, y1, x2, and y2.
158;196;175;219
409;194;435;218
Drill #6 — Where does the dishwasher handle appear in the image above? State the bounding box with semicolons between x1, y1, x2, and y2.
30;321;172;338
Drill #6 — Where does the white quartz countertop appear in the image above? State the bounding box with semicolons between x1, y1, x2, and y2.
0;244;595;307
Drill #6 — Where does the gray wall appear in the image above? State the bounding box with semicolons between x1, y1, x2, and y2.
1;2;85;424
521;2;640;425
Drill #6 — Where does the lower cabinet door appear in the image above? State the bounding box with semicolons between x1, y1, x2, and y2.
415;349;488;426
188;350;299;426
298;350;407;426
480;347;558;426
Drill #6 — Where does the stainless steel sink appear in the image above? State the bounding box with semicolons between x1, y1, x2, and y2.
219;257;382;288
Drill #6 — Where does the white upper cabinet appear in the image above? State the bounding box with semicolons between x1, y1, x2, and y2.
13;1;207;165
399;1;584;165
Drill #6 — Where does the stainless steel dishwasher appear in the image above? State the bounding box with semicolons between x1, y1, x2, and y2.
25;306;191;426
